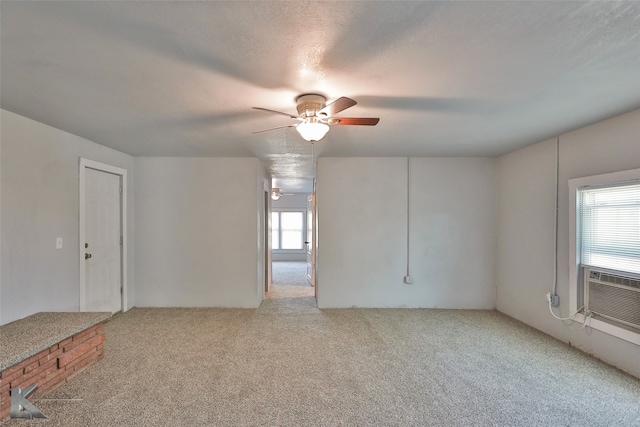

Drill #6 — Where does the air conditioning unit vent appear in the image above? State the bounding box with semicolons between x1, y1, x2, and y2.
585;268;640;331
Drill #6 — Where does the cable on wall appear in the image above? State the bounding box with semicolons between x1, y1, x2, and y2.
548;300;583;321
553;136;560;297
404;157;413;284
547;135;580;318
548;136;585;319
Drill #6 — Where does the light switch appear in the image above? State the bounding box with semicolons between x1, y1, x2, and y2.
56;237;63;249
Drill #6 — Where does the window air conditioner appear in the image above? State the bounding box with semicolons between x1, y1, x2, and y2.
584;268;640;330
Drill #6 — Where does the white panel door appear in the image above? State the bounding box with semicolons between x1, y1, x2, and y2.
306;194;316;288
84;168;122;313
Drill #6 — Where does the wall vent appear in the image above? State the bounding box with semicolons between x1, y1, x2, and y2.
585;268;640;330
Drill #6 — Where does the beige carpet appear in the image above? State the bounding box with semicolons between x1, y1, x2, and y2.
271;261;311;287
5;297;640;426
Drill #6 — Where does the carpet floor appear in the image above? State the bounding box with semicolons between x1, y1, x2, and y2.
4;298;640;426
271;261;311;287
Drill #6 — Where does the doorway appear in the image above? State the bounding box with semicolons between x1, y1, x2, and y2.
269;262;314;300
79;158;127;313
267;192;316;301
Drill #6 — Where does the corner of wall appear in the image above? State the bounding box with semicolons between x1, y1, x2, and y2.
495;108;640;378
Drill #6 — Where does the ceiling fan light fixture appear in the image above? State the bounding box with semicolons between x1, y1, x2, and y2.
296;120;330;142
253;94;378;140
271;188;282;200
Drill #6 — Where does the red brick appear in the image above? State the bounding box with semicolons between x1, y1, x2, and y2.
62;336;85;353
71;325;101;344
1;324;108;422
1;368;24;384
13;348;49;366
35;348;50;360
0;381;9;395
37;368;71;395
58;333;104;367
31;366;62;390
1;398;11;420
39;347;64;365
68;352;99;374
58;336;73;350
10;349;50;374
69;347;98;367
23;360;39;373
0;390;9;406
2;355;38;377
11;359;58;390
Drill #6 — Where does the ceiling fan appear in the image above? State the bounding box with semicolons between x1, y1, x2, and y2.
270;188;297;200
252;94;380;142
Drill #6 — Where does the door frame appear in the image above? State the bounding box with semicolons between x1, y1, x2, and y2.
79;158;128;312
264;190;271;293
306;194;316;290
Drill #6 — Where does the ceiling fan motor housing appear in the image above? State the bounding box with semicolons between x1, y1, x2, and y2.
296;94;326;118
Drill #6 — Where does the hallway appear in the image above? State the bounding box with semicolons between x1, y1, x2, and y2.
267;261;314;302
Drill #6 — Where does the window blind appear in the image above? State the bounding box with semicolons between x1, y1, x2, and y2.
579;182;640;275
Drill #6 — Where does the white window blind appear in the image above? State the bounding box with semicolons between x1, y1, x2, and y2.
579;182;640;275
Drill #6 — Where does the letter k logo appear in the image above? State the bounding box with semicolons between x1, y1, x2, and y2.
10;385;47;419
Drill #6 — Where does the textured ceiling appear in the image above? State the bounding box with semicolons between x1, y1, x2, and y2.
2;1;640;191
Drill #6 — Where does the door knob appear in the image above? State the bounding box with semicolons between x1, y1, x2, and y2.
85;253;92;260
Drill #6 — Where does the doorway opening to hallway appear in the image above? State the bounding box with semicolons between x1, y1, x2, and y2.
268;261;315;300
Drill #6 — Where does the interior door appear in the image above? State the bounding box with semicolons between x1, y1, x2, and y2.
306;193;316;288
84;168;122;313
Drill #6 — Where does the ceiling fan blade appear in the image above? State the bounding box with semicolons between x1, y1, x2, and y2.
252;107;299;119
251;124;297;134
328;117;380;126
354;96;502;114
318;97;357;117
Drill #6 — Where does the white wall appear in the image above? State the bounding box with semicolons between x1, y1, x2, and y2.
0;110;135;325
272;193;308;209
410;158;497;308
316;157;496;308
134;157;265;308
497;108;640;378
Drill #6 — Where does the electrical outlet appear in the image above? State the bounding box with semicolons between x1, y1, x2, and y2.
545;292;559;306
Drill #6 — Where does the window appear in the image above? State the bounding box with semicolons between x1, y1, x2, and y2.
579;183;640;274
569;168;640;345
271;211;304;250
